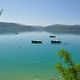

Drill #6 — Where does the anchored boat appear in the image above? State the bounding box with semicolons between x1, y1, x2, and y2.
50;35;56;38
32;40;42;44
51;40;61;43
15;32;18;34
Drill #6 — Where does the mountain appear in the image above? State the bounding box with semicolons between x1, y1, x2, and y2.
0;22;80;34
44;24;80;34
0;22;35;34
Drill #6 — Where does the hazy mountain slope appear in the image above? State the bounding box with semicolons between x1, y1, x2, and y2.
0;22;35;34
44;24;80;34
0;22;80;34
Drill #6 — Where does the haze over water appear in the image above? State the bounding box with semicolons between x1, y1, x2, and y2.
0;32;80;80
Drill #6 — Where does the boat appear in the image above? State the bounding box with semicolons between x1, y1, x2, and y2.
50;35;56;38
51;40;61;43
32;40;42;44
15;32;18;34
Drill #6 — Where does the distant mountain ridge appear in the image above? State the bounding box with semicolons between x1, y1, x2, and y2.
44;24;80;34
0;22;35;34
0;22;80;34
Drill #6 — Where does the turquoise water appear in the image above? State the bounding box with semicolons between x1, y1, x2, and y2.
0;32;80;80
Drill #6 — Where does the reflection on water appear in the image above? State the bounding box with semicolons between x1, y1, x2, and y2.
0;32;80;80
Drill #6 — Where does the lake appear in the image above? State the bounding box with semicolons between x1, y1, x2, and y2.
0;32;80;80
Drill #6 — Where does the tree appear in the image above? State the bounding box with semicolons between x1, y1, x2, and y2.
0;9;3;16
55;49;80;80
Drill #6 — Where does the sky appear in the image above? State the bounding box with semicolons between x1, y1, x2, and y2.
0;0;80;26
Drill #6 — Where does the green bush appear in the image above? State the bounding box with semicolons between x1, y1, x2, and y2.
55;49;80;80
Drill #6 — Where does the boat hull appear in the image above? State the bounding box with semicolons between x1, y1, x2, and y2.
51;40;61;44
32;41;42;44
50;36;56;38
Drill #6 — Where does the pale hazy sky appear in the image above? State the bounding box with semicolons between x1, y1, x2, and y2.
0;0;80;26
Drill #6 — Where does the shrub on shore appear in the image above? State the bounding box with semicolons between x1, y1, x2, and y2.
55;49;80;80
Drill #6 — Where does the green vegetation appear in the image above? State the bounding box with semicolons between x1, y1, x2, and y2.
55;49;80;80
0;9;3;16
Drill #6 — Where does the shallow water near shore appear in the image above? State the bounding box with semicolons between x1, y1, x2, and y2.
0;32;80;80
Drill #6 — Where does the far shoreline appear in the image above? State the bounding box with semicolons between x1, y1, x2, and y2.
0;22;80;35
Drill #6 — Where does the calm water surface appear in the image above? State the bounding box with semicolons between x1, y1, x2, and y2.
0;32;80;80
